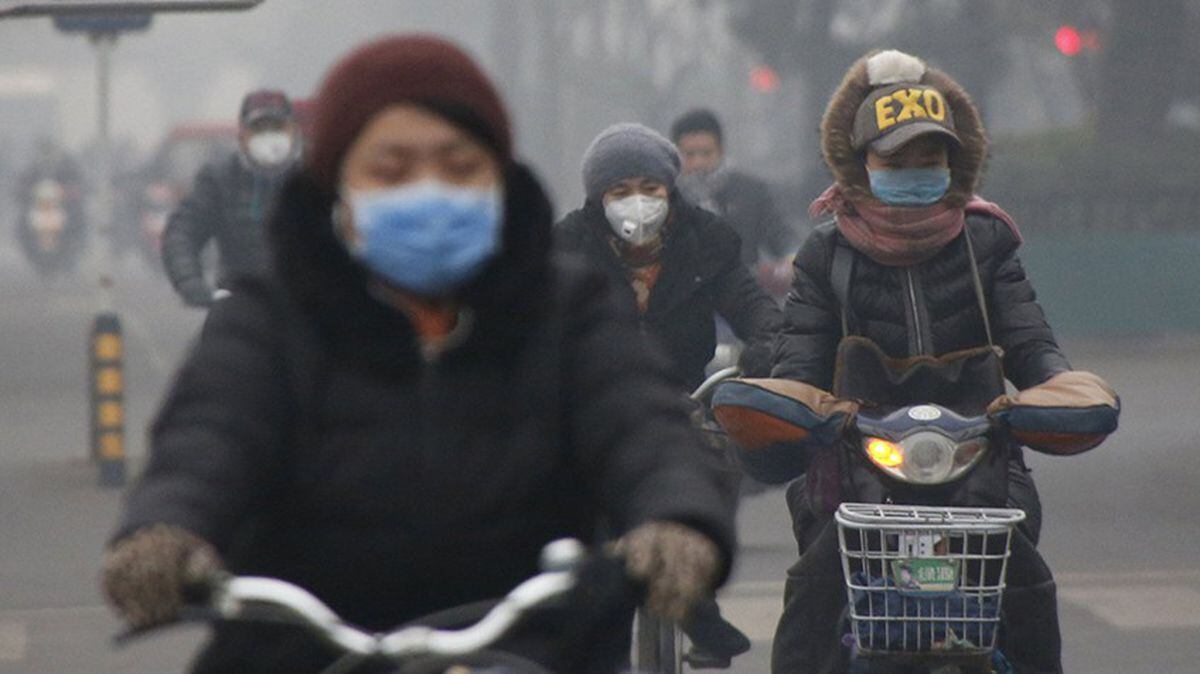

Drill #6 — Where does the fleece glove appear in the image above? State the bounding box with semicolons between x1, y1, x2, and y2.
101;524;223;629
614;521;721;622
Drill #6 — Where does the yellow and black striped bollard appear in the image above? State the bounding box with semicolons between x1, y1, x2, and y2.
90;312;126;487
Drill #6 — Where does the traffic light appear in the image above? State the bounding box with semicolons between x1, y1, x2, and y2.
1055;24;1101;57
750;65;780;94
1055;25;1082;56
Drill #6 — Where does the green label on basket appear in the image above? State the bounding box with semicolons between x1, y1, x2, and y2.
891;558;959;593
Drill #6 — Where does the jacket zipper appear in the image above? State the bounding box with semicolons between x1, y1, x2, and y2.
905;267;926;355
415;356;438;533
411;308;474;529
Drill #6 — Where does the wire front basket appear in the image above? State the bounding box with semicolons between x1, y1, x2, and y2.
835;502;1025;659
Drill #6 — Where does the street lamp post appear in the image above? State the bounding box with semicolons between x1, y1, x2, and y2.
2;0;265;488
54;13;148;488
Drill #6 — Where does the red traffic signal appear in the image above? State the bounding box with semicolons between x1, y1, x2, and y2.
1055;25;1082;56
750;65;780;94
1055;25;1101;56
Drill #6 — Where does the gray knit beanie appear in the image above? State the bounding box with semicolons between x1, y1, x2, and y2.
581;123;681;202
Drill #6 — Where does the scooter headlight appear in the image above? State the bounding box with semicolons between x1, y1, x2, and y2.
867;438;904;468
864;433;988;485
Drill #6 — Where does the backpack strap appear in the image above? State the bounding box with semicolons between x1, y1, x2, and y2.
961;222;995;348
829;233;857;337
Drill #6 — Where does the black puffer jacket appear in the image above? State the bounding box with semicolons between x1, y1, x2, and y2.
161;153;286;304
555;195;781;391
772;214;1071;391
116;164;735;672
712;170;795;267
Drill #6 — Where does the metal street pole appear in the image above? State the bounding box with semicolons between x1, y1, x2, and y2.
91;31;116;307
88;30;124;486
2;0;266;489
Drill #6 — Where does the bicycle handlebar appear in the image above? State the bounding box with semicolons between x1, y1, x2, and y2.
691;366;741;403
117;539;587;662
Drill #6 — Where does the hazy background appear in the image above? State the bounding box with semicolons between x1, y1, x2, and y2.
1;4;1199;672
3;0;1195;219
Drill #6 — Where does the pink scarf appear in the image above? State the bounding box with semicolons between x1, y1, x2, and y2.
810;185;1020;267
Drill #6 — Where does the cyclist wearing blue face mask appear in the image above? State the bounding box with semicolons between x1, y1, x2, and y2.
102;36;736;674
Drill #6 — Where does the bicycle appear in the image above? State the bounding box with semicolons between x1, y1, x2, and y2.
631;366;743;674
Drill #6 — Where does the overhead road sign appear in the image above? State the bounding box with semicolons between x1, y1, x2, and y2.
0;0;263;17
53;12;150;32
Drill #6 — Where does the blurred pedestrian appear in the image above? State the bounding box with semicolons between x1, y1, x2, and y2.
102;35;734;673
672;108;796;298
161;89;301;307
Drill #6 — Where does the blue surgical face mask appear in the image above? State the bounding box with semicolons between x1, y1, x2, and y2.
867;167;951;207
341;181;503;295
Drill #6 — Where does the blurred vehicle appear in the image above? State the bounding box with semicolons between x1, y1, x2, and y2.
120;122;237;271
0;79;60;224
15;139;87;278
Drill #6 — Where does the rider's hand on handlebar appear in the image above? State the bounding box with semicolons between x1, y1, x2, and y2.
101;524;224;630
614;521;721;623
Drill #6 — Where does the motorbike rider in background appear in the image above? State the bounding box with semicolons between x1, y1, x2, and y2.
15;137;88;276
161;89;301;307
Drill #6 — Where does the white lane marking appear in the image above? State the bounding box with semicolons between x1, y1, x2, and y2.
0;622;28;661
1059;585;1200;629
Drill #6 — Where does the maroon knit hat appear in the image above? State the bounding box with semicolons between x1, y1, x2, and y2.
307;34;512;191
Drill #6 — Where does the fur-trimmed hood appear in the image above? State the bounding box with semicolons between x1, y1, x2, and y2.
821;51;988;208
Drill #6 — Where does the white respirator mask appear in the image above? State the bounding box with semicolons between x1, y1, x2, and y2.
604;194;669;246
246;131;296;168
